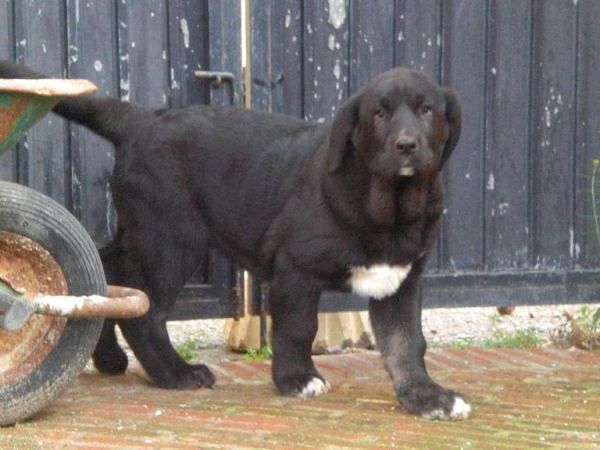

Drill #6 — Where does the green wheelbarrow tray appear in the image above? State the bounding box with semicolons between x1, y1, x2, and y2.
0;77;97;155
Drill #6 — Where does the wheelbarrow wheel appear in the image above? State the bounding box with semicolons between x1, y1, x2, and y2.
0;181;105;426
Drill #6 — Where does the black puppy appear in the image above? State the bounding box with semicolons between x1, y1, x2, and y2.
0;60;468;420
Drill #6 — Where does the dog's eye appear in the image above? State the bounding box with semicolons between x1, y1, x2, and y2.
374;108;388;119
420;105;433;116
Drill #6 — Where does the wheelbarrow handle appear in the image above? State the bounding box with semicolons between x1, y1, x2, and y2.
31;285;149;319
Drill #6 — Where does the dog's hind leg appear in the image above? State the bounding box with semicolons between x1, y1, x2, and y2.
369;258;471;420
117;302;216;389
92;233;133;374
269;270;329;398
93;319;128;374
117;235;215;389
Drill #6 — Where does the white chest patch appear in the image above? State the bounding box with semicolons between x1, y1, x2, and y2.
348;264;412;300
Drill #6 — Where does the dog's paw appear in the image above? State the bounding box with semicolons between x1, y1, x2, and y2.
93;345;129;375
276;374;331;399
421;396;471;421
396;381;471;421
157;363;217;390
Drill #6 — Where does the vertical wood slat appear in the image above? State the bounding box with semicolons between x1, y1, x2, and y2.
66;0;118;244
250;0;303;117
530;0;578;269
12;1;67;202
207;0;242;106
395;0;442;79
302;0;350;122
117;0;169;107
484;1;532;270
167;0;211;108
576;1;600;267
439;0;487;271
349;0;395;92
0;0;15;181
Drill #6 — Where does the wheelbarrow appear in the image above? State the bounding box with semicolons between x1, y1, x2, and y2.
0;77;149;426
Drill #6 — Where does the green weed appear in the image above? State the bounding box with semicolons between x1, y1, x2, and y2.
176;339;199;361
243;345;272;362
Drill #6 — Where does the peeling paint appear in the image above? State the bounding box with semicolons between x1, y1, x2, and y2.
570;228;580;260
327;0;346;29
328;34;336;51
181;18;190;49
333;60;341;80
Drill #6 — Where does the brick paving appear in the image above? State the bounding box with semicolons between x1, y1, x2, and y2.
2;348;599;449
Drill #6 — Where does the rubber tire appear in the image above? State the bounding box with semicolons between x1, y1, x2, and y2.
0;181;105;426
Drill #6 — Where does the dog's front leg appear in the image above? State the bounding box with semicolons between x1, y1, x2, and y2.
268;271;329;398
369;260;471;420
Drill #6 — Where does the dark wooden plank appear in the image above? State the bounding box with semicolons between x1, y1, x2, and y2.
250;0;303;116
65;1;119;245
302;0;350;121
529;0;577;269
484;1;532;270
207;0;242;106
394;0;442;79
13;1;68;204
575;0;600;268
0;1;15;181
349;0;394;91
438;0;487;271
117;0;170;107
168;0;211;108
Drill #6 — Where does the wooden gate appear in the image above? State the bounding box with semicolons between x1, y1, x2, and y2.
1;1;599;318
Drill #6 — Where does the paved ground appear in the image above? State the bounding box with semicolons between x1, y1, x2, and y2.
2;347;599;450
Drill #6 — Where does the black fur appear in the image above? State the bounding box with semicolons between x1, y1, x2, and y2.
0;60;468;419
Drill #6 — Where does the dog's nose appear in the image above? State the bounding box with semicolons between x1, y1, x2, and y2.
395;135;418;154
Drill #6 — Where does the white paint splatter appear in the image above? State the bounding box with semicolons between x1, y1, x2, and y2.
327;0;346;29
487;173;495;190
570;228;580;260
94;60;103;72
285;11;291;28
181;18;190;49
333;60;341;80
328;34;336;51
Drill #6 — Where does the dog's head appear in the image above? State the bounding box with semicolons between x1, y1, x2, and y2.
327;68;461;180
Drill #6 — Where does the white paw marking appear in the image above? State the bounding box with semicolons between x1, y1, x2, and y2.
297;377;331;399
348;264;412;300
450;397;471;420
421;397;471;421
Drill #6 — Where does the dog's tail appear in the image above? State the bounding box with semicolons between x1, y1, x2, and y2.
0;59;141;146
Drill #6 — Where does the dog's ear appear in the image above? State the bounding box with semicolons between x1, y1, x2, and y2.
439;88;462;170
327;92;362;173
